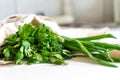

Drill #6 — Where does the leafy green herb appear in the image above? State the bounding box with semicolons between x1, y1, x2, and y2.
0;24;71;65
0;23;120;67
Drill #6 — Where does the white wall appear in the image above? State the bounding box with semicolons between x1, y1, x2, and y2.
16;0;61;17
0;0;113;23
72;0;113;23
114;0;120;24
72;0;104;23
0;0;16;20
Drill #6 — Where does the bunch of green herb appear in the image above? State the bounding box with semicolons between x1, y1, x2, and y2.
0;23;120;67
0;24;72;65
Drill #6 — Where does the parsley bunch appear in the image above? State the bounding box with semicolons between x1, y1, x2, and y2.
0;24;71;64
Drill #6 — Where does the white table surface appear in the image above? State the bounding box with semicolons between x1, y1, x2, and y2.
0;27;120;80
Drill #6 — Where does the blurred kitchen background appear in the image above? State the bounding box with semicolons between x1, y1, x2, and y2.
0;0;120;27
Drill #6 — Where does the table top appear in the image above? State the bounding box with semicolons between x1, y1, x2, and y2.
0;57;120;80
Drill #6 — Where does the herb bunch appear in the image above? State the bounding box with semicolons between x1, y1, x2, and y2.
0;24;120;67
0;24;71;65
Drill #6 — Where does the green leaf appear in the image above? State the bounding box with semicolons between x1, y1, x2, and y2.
22;40;32;58
50;57;56;63
15;50;24;64
33;53;42;62
3;48;10;60
18;24;35;39
53;54;63;60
